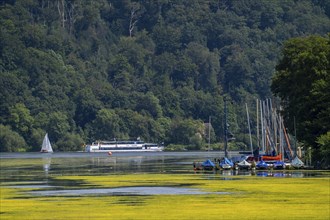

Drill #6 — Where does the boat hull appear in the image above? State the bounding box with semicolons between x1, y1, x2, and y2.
238;165;251;170
262;154;282;161
85;140;164;152
237;160;251;170
86;148;163;153
221;164;232;170
273;161;286;170
256;161;269;170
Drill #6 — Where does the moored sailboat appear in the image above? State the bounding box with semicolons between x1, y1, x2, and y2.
256;160;269;170
220;97;234;170
219;157;234;170
291;156;304;169
201;159;216;171
237;159;252;170
262;154;282;161
273;160;286;170
40;133;53;153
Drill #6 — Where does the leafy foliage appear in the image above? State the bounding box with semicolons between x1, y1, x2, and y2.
0;0;329;151
316;132;330;168
0;124;28;152
271;35;330;165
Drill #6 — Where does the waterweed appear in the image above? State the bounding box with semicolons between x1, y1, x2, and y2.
1;173;329;219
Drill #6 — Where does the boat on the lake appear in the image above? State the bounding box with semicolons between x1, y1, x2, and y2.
201;159;215;171
291;156;304;169
85;139;164;152
220;157;234;170
40;133;53;153
237;159;252;170
273;160;286;170
219;98;234;170
262;153;282;161
256;160;269;170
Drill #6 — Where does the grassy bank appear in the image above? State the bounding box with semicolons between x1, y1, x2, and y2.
1;173;329;219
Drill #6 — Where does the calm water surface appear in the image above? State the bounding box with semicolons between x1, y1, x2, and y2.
1;151;227;177
0;151;327;196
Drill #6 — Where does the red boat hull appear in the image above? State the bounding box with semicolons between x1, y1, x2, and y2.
262;154;282;161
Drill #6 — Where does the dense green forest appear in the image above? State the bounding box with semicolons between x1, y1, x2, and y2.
0;1;329;158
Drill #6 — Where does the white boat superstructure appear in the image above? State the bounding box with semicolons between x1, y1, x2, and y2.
85;140;164;152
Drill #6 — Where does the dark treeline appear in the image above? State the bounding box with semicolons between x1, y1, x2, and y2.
0;0;329;152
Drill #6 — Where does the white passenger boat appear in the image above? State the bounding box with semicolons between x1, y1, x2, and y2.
85;139;164;152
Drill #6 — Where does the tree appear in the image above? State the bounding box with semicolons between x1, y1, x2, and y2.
168;118;204;149
128;2;144;37
271;35;330;165
184;42;220;92
0;72;30;123
0;124;27;152
8;103;34;136
56;133;84;152
108;54;134;91
152;24;182;54
0;0;329;152
47;111;70;142
135;92;163;118
316;132;330;168
74;88;101;128
90;108;121;140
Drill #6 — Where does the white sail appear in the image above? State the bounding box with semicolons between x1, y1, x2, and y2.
41;133;53;153
291;156;304;168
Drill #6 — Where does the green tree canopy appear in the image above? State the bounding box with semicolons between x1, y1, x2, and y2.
0;0;329;152
271;35;330;165
0;124;28;152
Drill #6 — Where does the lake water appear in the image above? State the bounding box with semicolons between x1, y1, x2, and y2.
0;151;326;196
0;151;228;176
0;151;324;177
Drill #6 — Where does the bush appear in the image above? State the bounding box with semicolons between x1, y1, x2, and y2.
316;132;330;168
0;124;28;152
56;133;85;152
164;144;187;151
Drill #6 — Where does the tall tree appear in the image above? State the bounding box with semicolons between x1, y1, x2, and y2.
271;35;330;164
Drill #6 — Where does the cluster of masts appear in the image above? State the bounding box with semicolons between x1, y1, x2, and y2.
198;98;304;171
253;98;294;161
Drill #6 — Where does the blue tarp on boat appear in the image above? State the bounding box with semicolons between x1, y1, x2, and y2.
273;160;285;169
256;160;268;169
201;159;215;170
220;157;234;166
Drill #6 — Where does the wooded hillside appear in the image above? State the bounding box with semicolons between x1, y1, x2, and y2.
0;0;329;152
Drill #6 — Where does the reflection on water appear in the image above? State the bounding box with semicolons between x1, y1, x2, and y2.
28;186;230;196
42;157;51;176
0;152;327;188
195;169;308;178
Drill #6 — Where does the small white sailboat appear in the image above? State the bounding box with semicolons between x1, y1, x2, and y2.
291;155;304;169
40;133;53;153
237;159;252;170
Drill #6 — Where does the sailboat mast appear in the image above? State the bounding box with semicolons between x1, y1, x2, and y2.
246;103;253;155
260;100;265;152
279;115;285;161
282;119;293;158
208;116;211;152
294;116;297;157
270;99;277;152
256;99;259;149
224;97;228;158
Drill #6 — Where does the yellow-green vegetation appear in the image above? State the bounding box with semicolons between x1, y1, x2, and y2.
1;173;329;220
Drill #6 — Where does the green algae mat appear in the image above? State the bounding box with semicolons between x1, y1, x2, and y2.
1;173;329;220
